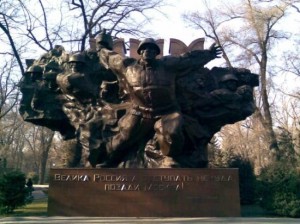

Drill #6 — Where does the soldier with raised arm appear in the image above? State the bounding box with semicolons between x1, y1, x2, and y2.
97;31;221;167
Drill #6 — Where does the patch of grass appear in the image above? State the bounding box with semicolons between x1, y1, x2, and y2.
6;198;48;217
241;204;273;217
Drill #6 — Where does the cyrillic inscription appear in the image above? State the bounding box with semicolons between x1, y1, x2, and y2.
54;174;90;182
104;183;184;191
53;173;232;191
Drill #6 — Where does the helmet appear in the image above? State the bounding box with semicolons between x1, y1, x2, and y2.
220;74;238;82
96;30;113;50
25;65;43;74
45;60;60;70
50;45;65;57
137;38;160;55
68;53;86;64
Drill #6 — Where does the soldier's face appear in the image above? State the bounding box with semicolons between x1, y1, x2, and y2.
225;80;238;91
141;47;157;60
31;72;42;82
70;62;84;72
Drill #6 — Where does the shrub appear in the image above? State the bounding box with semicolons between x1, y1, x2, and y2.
257;162;300;217
272;192;300;217
0;170;32;214
210;151;256;205
227;155;256;205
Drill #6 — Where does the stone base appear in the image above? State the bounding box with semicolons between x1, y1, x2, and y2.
48;168;240;217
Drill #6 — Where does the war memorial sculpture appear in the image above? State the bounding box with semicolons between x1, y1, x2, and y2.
19;30;259;216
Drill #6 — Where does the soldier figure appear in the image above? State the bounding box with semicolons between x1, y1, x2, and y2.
19;65;43;118
19;35;259;168
97;32;221;166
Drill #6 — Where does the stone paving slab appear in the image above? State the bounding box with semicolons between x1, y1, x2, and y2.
1;217;299;224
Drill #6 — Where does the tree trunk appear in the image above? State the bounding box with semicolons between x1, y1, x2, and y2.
259;54;280;160
38;128;54;184
38;149;49;184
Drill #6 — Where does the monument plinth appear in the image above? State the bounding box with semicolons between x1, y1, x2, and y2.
48;168;240;217
21;32;256;217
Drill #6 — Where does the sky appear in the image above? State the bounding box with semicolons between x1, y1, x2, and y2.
145;0;210;48
148;0;206;44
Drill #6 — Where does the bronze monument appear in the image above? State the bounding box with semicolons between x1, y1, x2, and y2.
19;31;258;169
20;30;258;217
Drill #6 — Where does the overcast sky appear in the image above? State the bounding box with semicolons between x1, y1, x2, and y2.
145;0;208;46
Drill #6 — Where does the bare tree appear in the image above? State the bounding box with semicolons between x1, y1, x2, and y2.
183;0;297;160
0;109;26;170
0;1;25;75
0;59;19;119
218;117;272;173
280;28;300;82
23;0;65;51
273;95;300;161
64;0;164;51
182;0;233;67
24;126;54;184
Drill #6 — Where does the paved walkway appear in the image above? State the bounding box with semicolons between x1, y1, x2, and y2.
1;216;299;224
31;185;48;200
